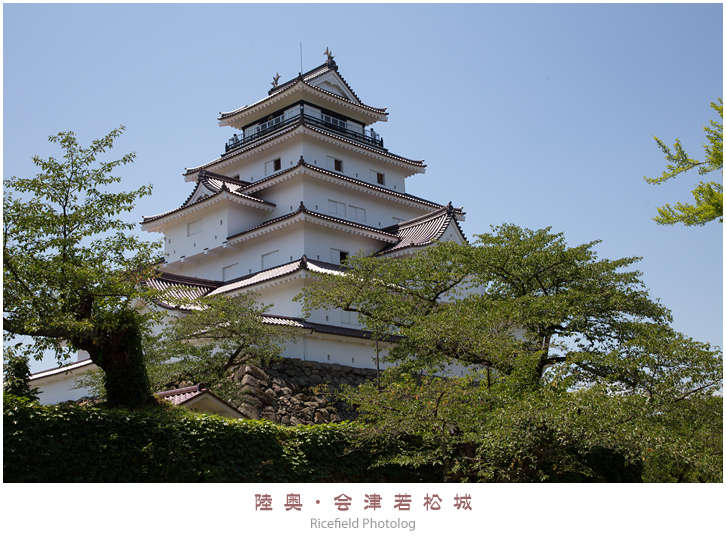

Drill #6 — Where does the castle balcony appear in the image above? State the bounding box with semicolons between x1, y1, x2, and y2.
224;105;385;154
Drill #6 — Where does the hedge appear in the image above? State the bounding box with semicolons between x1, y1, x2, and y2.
3;395;440;483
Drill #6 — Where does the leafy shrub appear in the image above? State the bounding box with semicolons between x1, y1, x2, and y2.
3;395;439;483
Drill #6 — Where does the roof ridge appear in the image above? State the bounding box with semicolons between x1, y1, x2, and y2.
298;162;440;206
152;272;223;287
142;180;275;225
219;60;387;122
227;205;399;242
269;61;335;96
29;358;94;379
155;383;207;398
199;168;251;187
381;205;450;232
302;124;424;166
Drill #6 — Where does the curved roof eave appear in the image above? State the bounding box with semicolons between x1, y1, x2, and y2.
226;203;399;245
141;186;275;230
236;160;441;211
219;80;388;129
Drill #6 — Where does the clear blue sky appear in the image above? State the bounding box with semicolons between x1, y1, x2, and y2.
3;3;723;373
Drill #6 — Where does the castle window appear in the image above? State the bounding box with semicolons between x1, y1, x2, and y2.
328;199;346;218
265;158;282;176
370;169;385;185
331;249;349;265
341;310;357;325
222;263;239;281
187;219;203;236
348;205;366;223
261;250;279;270
327;155;343;173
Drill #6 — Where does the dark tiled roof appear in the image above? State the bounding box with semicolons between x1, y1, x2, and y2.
142;170;274;224
377;204;467;255
261;314;396;342
219;60;386;121
290;162;441;208
269;61;340;97
155;384;210;406
145;259;388;341
148;257;342;303
155;383;239;413
229;160;440;211
303;124;425;167
226;202;399;244
210;256;343;297
198;168;252;189
146;272;222;308
184;124;301;176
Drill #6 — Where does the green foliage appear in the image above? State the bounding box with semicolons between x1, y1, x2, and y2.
301;224;672;378
3;345;40;401
3;127;162;407
97;310;154;407
2;395;439;482
300;225;723;482
645;98;723;225
146;293;293;405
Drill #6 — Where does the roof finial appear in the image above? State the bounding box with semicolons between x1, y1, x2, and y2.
324;47;334;62
271;72;280;88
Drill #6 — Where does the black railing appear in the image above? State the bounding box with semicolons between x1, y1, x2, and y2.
225;108;385;153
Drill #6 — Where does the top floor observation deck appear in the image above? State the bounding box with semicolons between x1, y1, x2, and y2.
224;103;385;154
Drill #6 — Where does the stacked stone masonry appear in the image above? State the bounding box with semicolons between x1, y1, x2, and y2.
230;357;379;425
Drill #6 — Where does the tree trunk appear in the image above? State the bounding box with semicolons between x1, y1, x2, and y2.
79;311;156;408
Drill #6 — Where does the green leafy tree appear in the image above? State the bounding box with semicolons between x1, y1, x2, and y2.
3;128;162;408
146;293;292;407
645;98;723;225
3;345;40;401
301;225;671;378
299;225;722;481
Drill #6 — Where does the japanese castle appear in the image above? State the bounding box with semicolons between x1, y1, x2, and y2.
30;50;468;403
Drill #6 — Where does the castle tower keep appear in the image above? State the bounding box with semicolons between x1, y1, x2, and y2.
140;51;468;370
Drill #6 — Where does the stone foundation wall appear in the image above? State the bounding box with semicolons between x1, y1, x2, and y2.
229;357;380;425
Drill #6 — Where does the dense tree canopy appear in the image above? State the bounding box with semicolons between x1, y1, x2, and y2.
645;98;723;226
299;225;723;481
3;128;162;408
